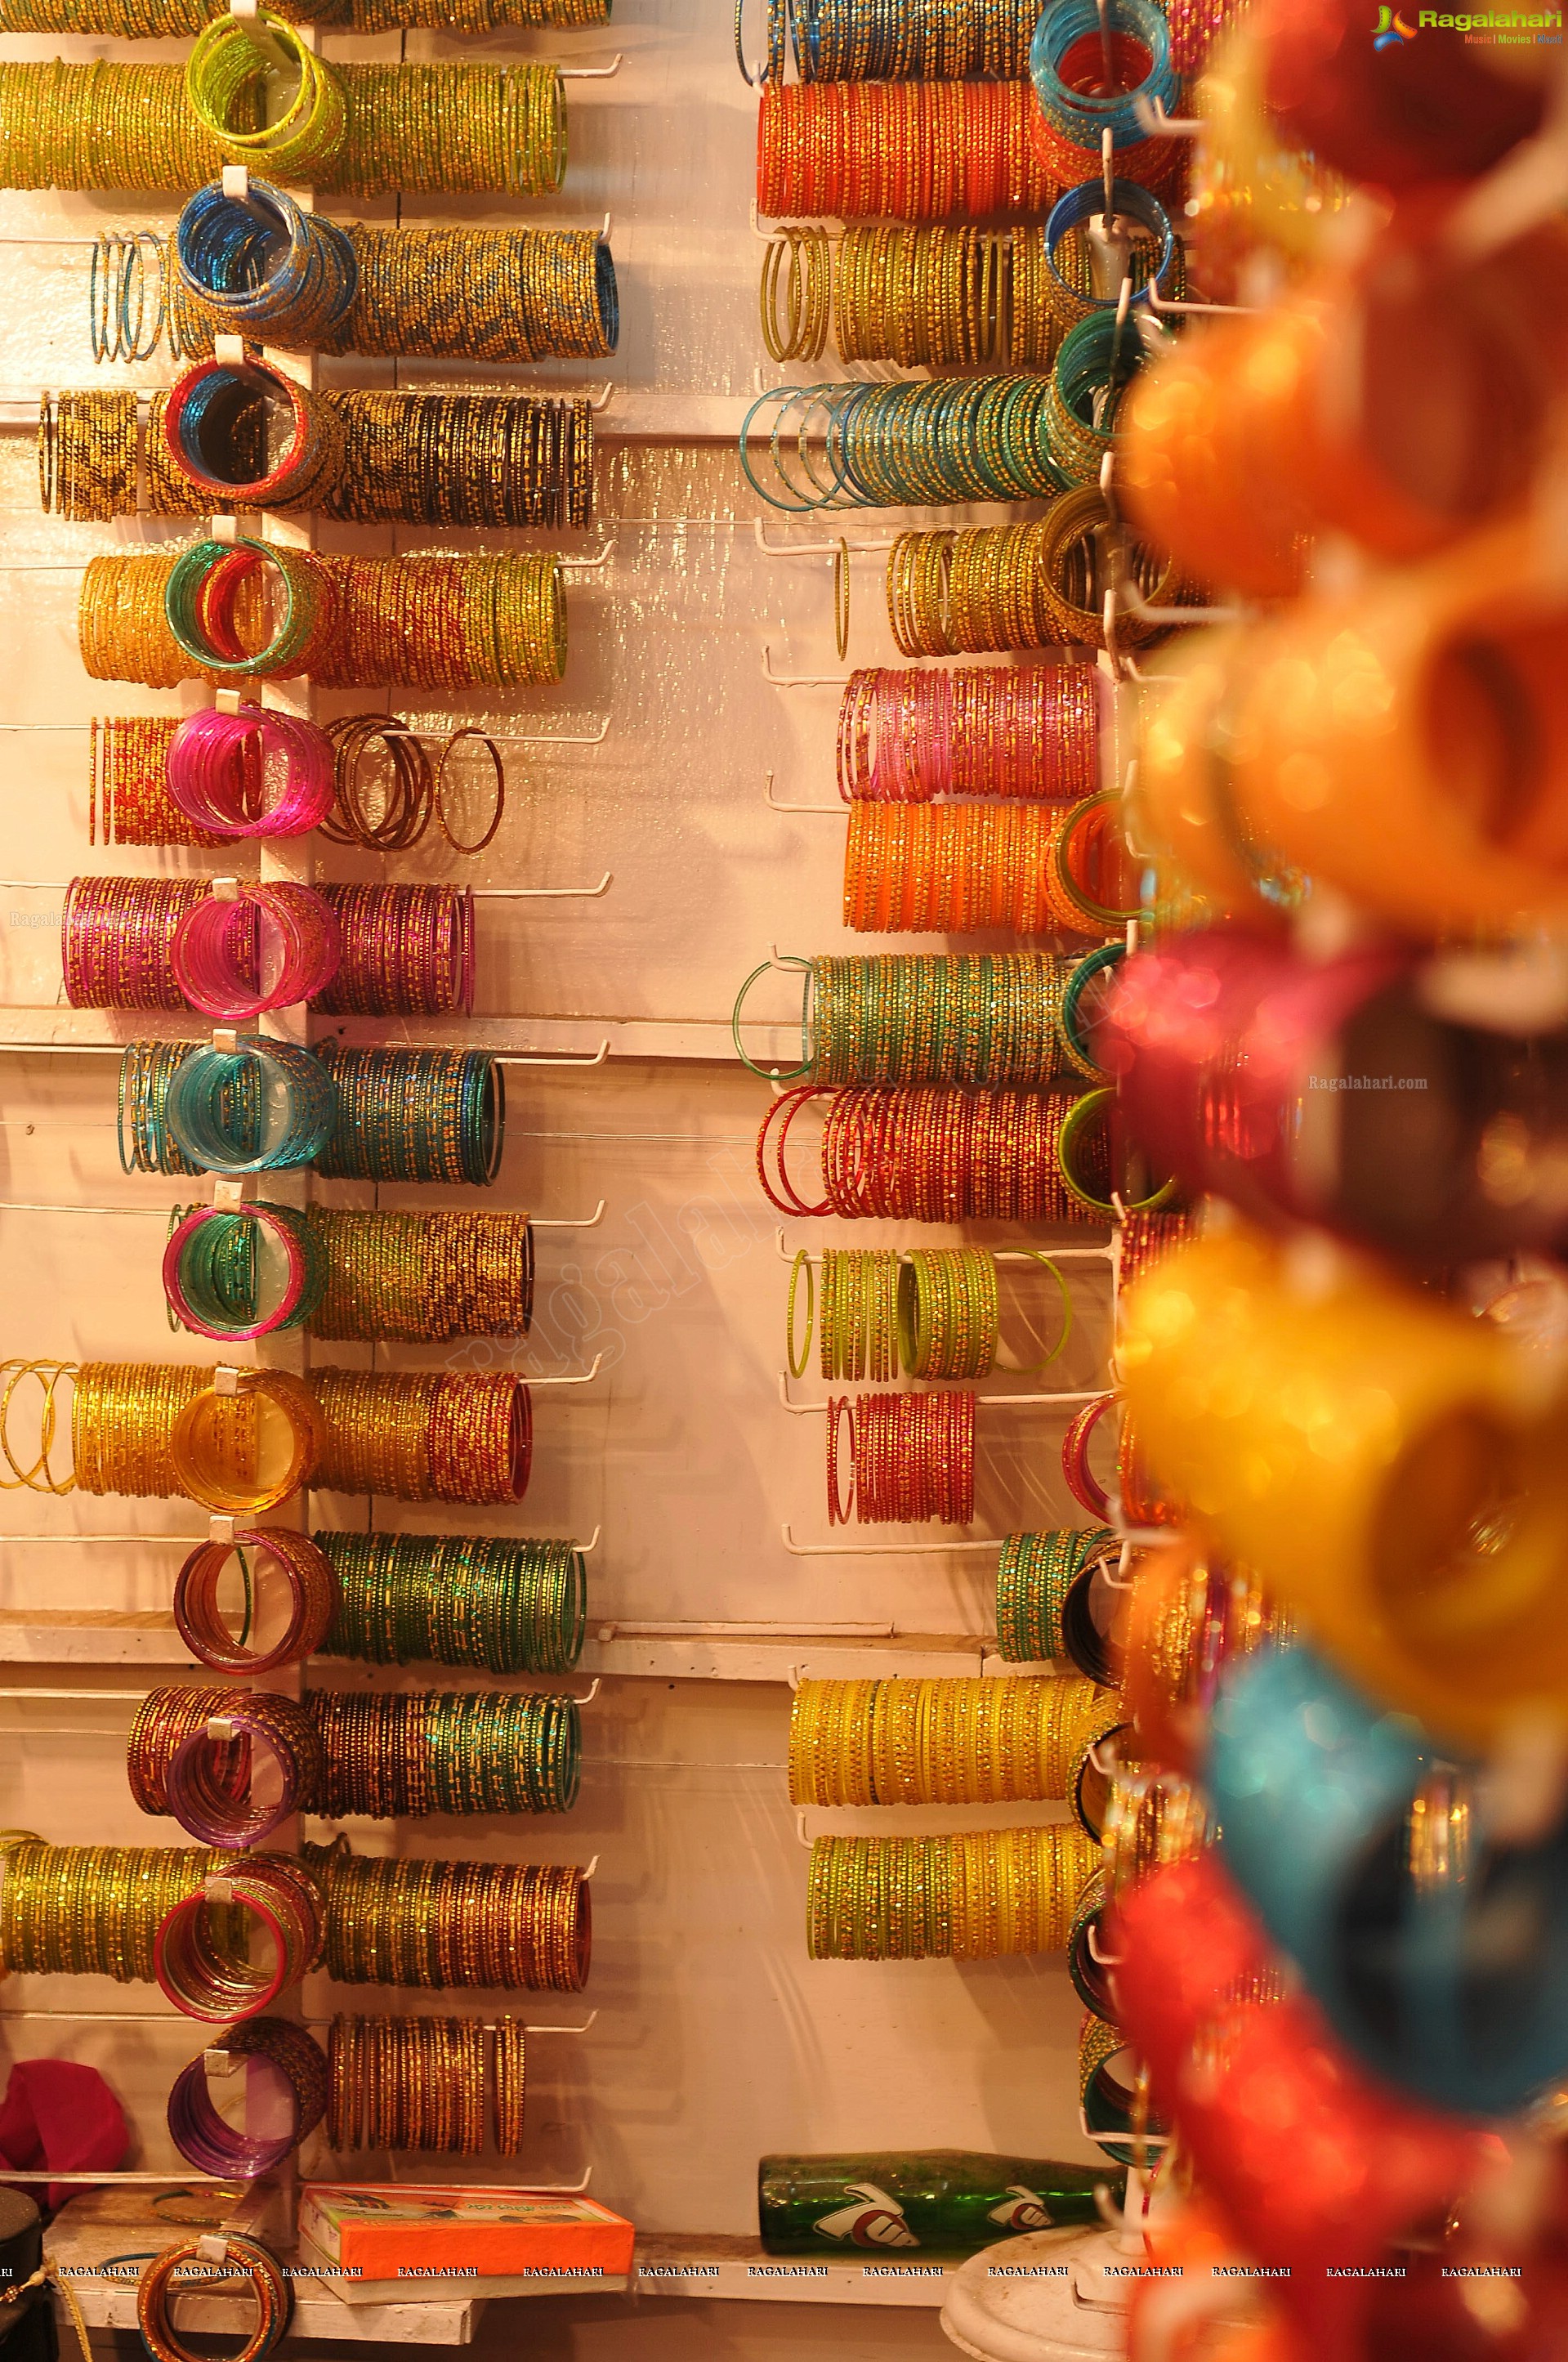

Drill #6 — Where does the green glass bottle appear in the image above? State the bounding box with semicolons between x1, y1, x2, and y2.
758;2150;1123;2257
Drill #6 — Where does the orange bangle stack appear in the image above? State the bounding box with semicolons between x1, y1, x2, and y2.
843;797;1134;937
757;82;1056;222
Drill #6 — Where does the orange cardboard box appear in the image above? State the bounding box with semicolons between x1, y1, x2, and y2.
298;2184;636;2284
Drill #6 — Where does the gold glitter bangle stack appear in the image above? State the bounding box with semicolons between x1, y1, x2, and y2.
45;389;592;530
306;1209;534;1343
0;1835;257;1982
79;549;567;690
0;61;565;195
788;1675;1119;1805
806;1825;1100;1960
305;1838;590;1992
327;2015;530;2155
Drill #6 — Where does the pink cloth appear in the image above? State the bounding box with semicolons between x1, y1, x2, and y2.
0;2059;128;2212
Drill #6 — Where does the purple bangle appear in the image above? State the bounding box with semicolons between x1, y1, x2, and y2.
167;708;336;840
166;2015;328;2177
164;1693;319;1848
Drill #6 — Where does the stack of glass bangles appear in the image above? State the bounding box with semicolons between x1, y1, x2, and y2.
168;180;618;361
827;1389;976;1526
154;1852;324;2020
317;1531;587;1674
788;1675;1119;1804
807;1824;1101;1959
760;218;1182;370
173;1528;337;1675
758;1084;1114;1223
734;950;1106;1087
137;2235;292;2362
837;664;1102;803
767;0;1043;81
129;1685;321;1850
885;498;1177;658
788;1245;1073;1381
163;1205;535;1344
78;547;566;689
0;1836;589;1996
129;1684;581;1823
994;1526;1119;1670
0;58;568;196
740;353;1149;513
140;1040;338;1175
308;1689;581;1817
1027;0;1181;192
65;878;476;1018
842;794;1138;936
0;1360;527;1506
167;2015;328;2178
164;706;336;837
47;377;595;529
311;1367;533;1503
328;2014;529;2154
0;0;609;32
304;1838;591;1991
756;82;1052;221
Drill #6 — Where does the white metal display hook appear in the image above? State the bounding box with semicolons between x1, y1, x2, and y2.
762;644;853;687
777;1374;1108;1412
781;1523;1005;1556
774;1228;1115;1266
764;769;840;814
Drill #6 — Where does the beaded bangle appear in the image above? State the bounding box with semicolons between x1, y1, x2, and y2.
167;2015;328;2179
137;2235;292;2362
174;1528;337;1675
